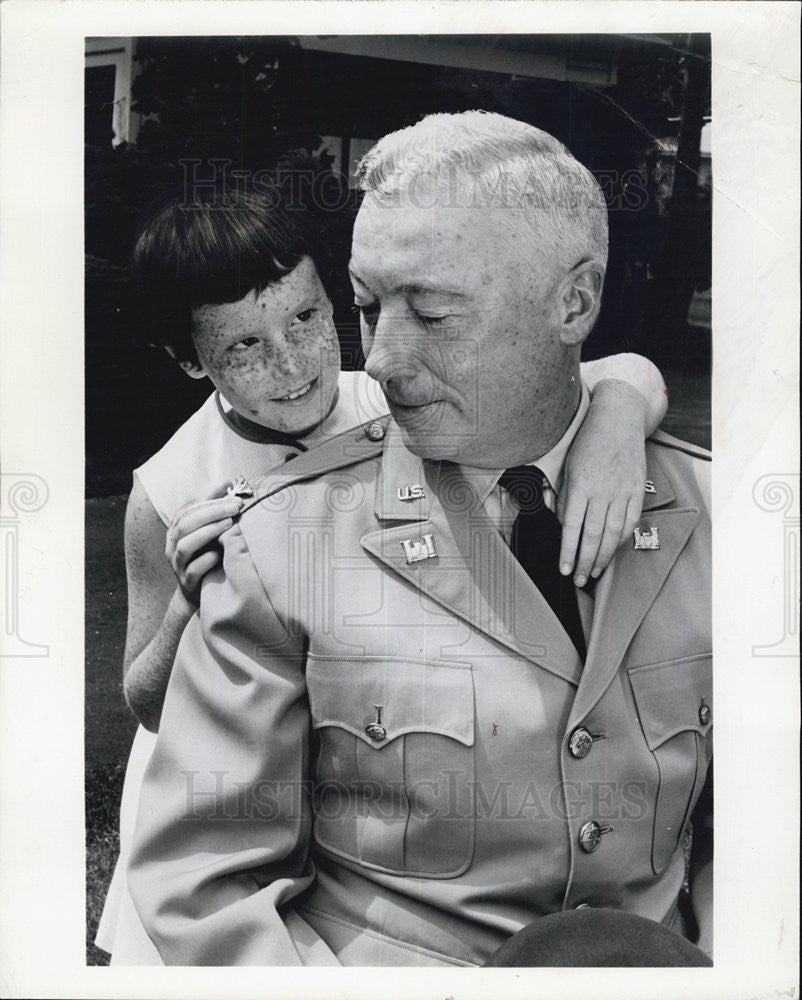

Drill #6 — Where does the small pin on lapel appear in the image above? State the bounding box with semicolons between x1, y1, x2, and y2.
644;480;656;495
397;483;425;502
634;526;660;550
226;476;254;499
401;533;437;563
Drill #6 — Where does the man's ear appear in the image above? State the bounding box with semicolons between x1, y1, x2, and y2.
556;261;605;347
165;345;207;380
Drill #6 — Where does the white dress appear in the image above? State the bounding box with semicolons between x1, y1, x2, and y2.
94;370;387;964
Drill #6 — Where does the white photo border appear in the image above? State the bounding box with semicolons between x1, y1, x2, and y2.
0;2;798;998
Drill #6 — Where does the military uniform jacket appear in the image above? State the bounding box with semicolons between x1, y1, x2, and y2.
128;419;712;966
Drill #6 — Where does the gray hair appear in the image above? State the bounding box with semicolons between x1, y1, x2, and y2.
355;110;608;273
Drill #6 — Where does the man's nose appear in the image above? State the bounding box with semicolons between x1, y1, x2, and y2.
363;312;421;386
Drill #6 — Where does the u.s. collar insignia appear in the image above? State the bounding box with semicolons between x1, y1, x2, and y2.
644;480;656;495
226;476;254;499
634;526;660;550
401;533;437;563
397;483;425;502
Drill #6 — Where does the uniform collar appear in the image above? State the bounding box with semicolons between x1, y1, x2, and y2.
464;381;590;505
373;382;590;519
373;421;439;521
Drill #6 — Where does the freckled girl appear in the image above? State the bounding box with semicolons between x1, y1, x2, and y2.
95;179;667;962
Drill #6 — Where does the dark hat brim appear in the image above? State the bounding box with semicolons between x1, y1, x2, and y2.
483;908;712;967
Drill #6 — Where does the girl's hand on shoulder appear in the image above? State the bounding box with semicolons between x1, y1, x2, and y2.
557;381;649;587
166;488;244;604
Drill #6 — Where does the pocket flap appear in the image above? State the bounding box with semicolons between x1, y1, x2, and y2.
628;654;712;750
307;656;475;748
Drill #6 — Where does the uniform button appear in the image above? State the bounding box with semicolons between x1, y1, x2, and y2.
365;421;386;442
568;727;594;759
365;723;386;742
698;702;711;726
578;820;613;853
579;821;601;853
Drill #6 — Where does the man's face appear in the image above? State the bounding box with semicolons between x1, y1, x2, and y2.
191;257;341;435
350;191;568;467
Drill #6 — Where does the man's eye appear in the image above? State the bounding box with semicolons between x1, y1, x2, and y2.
293;308;315;323
416;313;449;328
231;336;260;350
352;302;379;327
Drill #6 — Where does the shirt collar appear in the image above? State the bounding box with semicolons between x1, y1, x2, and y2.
463;381;590;505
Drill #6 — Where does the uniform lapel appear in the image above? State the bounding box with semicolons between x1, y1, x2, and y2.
567;450;700;727
360;427;582;685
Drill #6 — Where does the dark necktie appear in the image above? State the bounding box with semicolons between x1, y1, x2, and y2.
499;466;587;662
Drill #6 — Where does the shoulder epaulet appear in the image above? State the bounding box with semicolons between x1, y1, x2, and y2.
237;414;391;518
648;428;711;462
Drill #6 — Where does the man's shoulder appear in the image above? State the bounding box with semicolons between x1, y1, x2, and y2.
647;430;711;514
239;415;391;520
229;417;391;595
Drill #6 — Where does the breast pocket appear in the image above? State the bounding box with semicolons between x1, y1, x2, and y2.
306;655;476;878
628;653;713;875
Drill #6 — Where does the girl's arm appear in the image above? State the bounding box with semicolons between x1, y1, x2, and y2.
563;354;668;586
122;477;242;731
582;352;667;435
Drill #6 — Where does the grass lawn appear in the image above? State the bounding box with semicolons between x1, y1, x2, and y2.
86;763;127;965
85;495;136;964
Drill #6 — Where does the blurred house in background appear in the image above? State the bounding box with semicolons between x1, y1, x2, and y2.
85;38;140;147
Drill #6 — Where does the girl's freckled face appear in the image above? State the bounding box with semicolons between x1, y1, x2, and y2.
190;257;341;434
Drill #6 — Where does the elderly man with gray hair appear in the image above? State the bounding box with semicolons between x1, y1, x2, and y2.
129;111;712;966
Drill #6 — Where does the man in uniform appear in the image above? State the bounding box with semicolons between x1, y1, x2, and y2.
128;111;712;966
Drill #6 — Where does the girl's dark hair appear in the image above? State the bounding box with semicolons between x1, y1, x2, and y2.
131;179;323;364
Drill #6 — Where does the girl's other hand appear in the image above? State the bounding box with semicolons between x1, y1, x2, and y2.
558;381;649;587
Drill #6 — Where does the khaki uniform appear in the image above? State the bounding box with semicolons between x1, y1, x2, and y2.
128;420;712;966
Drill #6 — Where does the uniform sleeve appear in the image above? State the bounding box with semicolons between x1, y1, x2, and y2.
127;522;335;966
